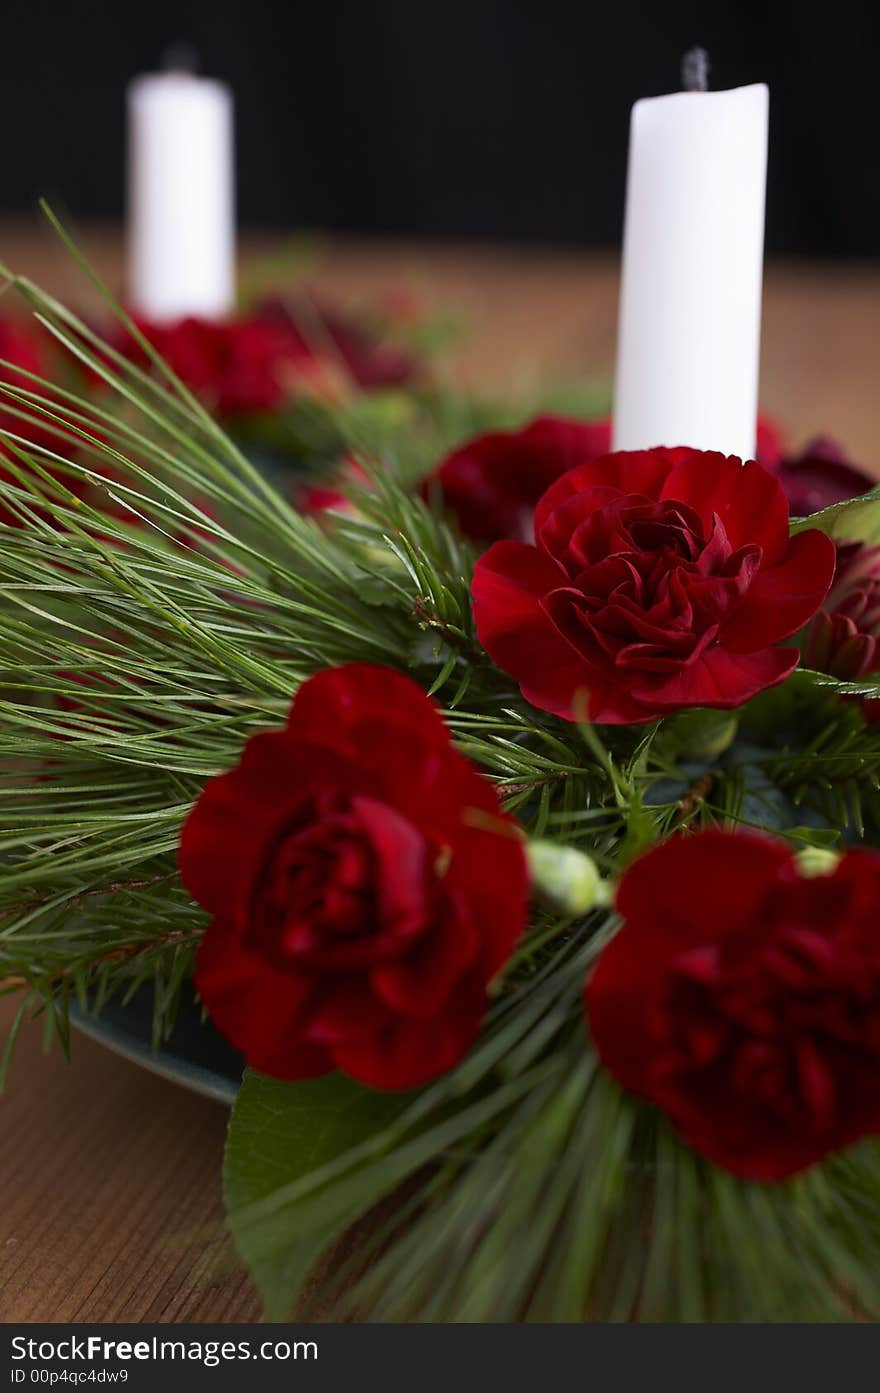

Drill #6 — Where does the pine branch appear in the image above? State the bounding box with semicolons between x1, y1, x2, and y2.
0;256;628;1056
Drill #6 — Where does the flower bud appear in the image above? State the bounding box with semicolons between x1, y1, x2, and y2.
795;846;841;878
528;840;610;915
804;542;880;680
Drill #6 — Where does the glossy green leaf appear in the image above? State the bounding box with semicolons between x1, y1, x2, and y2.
791;484;880;544
223;1069;412;1317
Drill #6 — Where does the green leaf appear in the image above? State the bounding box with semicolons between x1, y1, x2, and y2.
791;484;880;544
223;1068;412;1318
784;825;843;849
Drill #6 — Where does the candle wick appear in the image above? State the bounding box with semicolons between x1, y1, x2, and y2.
681;46;711;92
160;41;200;76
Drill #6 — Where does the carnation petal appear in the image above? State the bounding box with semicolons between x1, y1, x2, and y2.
195;920;330;1080
179;733;353;919
631;644;798;711
288;663;449;756
286;663;462;816
661;454;791;564
472;541;592;717
428;415;612;543
533;448;679;538
371;900;480;1017
331;985;485;1090
720;529;836;652
585;931;664;1097
616;830;793;938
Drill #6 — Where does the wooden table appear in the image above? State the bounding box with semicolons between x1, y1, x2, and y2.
1;226;878;1323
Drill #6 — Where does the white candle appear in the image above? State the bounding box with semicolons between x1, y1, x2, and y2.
127;68;235;322
612;78;768;462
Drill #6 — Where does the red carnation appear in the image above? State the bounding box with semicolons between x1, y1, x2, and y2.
0;319;43;410
1;319;89;525
2;322;43;523
472;447;835;724
298;455;370;518
586;831;880;1180
0;320;60;457
119;315;310;417
180;663;527;1089
256;295;419;391
805;542;880;679
775;436;874;516
426;415;612;544
756;420;875;516
804;540;880;722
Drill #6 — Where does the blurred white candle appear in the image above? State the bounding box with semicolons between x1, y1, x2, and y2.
612;76;768;462
127;66;235;321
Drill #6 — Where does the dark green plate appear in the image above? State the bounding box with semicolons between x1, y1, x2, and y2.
69;983;244;1105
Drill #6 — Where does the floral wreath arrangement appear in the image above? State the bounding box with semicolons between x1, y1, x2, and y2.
2;219;880;1324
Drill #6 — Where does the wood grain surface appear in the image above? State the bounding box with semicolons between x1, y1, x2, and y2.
1;223;878;1324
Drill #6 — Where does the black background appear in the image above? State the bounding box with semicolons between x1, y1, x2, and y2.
2;0;878;256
